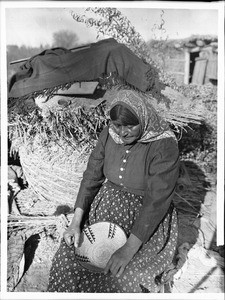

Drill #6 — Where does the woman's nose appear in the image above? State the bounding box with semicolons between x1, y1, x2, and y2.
120;126;128;136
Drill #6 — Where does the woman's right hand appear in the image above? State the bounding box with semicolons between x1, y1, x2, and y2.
63;207;84;247
63;225;81;248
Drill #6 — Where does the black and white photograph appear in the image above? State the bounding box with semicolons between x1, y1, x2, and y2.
0;1;224;299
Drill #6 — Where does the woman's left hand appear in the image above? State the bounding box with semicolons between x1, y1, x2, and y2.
104;233;142;277
104;244;135;277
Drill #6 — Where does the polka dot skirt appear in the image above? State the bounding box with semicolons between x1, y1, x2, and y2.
47;182;178;293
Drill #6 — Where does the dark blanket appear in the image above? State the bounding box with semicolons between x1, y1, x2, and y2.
9;38;152;98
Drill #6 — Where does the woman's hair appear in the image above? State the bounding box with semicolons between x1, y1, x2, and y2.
110;104;139;126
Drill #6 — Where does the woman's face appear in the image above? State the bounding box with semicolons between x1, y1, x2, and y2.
111;121;142;145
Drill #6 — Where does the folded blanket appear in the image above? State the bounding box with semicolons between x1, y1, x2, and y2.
9;38;152;98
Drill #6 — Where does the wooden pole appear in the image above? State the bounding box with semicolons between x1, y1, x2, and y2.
184;50;190;85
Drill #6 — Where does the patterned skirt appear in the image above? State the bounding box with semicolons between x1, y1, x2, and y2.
47;181;178;293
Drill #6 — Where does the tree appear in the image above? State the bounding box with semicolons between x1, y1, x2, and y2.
52;30;79;49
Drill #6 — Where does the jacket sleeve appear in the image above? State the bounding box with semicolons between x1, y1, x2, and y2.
131;137;180;243
74;127;108;212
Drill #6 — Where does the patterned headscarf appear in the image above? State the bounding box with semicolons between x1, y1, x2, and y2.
109;89;175;144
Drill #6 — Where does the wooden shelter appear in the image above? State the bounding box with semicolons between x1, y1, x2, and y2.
183;36;218;85
148;35;218;86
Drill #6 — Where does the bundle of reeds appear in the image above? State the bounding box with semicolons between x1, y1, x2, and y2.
8;86;205;155
8;214;69;234
8;95;108;155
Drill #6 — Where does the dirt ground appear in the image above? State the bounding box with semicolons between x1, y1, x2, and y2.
12;235;224;294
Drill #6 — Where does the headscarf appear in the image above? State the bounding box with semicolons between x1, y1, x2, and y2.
109;89;176;144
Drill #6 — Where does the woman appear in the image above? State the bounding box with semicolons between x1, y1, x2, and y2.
47;89;180;293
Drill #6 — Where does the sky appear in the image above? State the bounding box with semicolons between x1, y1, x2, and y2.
3;3;219;48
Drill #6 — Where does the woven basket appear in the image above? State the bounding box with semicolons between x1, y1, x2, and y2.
18;141;88;215
75;222;127;272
